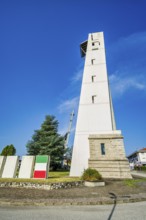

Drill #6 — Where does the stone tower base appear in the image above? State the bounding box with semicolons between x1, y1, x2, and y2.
88;134;132;179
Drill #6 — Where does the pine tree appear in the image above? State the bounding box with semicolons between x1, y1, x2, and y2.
26;115;65;170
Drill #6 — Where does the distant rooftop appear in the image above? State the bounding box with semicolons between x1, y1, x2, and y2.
127;148;146;158
139;148;146;152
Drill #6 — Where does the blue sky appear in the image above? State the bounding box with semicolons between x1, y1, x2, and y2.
0;0;146;156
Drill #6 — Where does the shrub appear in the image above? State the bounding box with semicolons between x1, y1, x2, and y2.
81;168;102;182
50;161;62;171
141;166;146;172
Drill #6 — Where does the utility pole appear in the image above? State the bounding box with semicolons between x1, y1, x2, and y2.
64;110;75;149
62;110;75;168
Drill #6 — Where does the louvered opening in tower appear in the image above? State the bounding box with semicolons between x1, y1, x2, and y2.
80;40;88;57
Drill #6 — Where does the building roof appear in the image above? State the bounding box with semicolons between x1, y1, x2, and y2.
139;148;146;153
127;148;146;158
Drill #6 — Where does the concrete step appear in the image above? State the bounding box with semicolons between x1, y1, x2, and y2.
89;163;130;168
89;166;130;172
89;162;130;168
88;159;132;179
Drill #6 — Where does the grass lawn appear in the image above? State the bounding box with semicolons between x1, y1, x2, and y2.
2;170;146;187
49;171;69;178
0;171;81;184
124;178;146;187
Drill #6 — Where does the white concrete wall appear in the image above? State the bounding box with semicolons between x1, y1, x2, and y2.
70;32;119;177
18;156;35;179
0;156;6;177
2;156;18;178
138;152;146;163
34;163;47;171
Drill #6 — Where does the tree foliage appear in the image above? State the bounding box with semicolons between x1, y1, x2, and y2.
1;144;16;156
26;115;65;170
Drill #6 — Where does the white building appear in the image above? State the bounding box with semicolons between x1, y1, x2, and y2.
127;148;146;167
70;32;131;178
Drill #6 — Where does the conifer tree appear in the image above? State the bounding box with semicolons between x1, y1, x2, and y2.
26;115;65;170
1;144;16;156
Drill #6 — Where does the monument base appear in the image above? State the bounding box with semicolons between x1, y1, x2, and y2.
88;134;132;179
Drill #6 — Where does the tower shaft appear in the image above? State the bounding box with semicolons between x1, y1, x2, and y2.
70;32;131;179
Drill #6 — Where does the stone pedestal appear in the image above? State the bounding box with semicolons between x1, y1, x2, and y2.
88;134;132;179
84;181;105;187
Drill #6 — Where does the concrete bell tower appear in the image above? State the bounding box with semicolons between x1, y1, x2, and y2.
70;32;132;179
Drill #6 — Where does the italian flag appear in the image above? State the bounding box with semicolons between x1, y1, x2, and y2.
33;155;49;179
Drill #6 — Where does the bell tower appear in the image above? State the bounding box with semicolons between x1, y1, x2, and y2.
70;32;132;179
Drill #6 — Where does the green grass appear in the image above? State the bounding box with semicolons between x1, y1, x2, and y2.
124;178;146;187
0;171;81;184
48;171;69;178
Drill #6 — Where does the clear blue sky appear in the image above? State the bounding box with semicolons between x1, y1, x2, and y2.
0;0;146;156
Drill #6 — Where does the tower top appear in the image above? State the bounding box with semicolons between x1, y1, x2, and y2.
80;32;104;57
80;40;88;57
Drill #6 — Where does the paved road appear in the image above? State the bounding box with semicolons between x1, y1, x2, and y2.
0;201;146;220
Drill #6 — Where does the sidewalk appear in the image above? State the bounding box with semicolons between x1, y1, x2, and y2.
0;173;146;207
0;192;146;206
131;170;146;178
0;176;146;206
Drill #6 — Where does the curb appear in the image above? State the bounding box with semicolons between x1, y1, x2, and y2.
0;194;146;207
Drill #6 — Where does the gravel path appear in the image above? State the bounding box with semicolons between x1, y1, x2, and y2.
0;180;146;206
